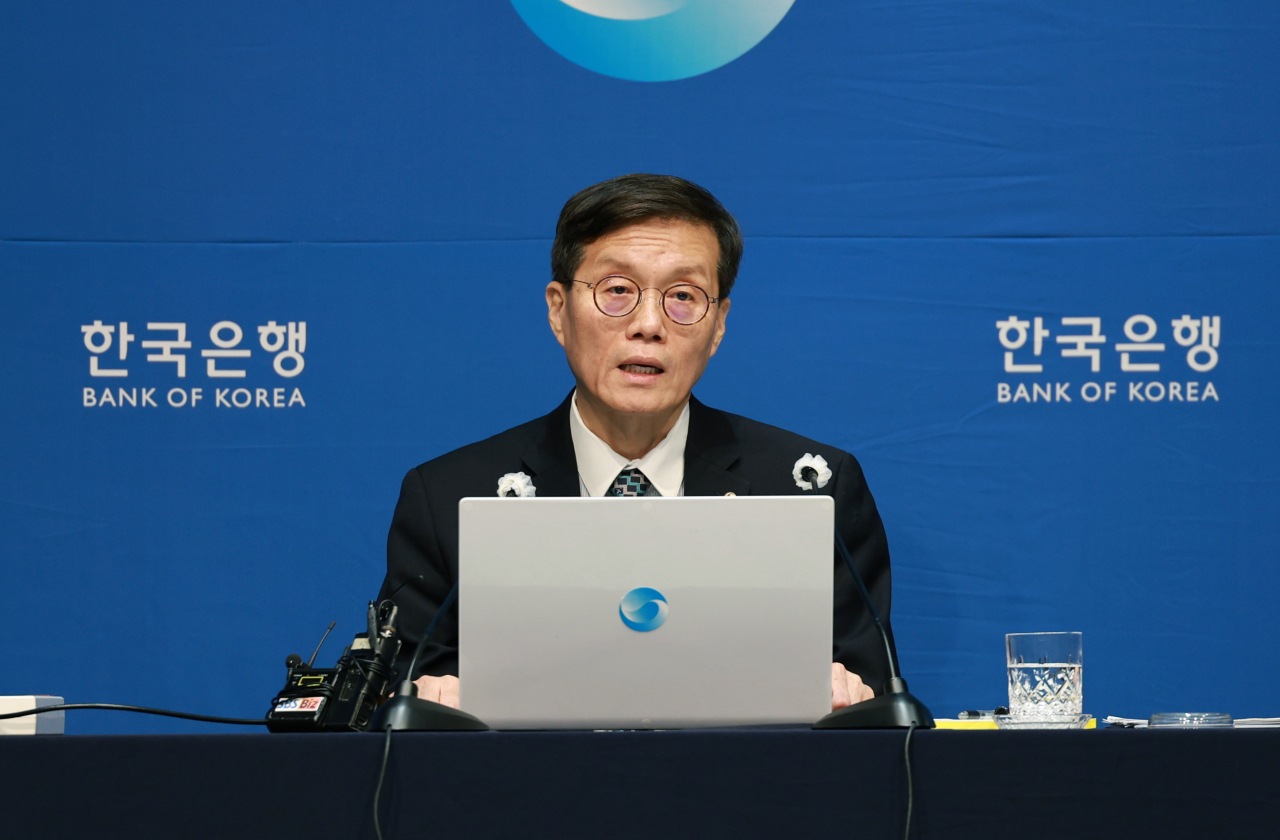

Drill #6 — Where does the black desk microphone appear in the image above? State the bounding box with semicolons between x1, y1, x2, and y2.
802;465;935;729
371;581;488;731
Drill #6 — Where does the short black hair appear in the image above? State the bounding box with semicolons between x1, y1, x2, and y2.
551;174;744;299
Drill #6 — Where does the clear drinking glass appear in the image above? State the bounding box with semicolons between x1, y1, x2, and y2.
1006;632;1083;717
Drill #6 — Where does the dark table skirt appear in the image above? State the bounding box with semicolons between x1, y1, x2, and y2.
3;728;1277;839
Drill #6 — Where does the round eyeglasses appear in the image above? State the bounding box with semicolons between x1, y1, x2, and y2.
573;276;720;326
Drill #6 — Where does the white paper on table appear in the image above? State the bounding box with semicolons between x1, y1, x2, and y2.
1103;715;1280;729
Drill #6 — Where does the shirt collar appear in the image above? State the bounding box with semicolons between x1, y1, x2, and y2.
569;390;689;498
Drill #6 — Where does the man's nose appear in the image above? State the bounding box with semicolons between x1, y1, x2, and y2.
627;288;666;338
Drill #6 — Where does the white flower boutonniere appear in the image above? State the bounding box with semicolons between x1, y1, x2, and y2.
792;453;832;491
497;471;536;498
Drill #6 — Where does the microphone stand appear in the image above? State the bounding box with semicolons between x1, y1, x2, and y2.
803;467;935;729
372;582;489;731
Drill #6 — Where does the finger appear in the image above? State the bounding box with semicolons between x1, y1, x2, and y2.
844;671;874;705
415;675;440;703
440;676;461;710
831;663;850;710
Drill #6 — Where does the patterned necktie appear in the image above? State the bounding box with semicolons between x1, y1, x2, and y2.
610;467;655;497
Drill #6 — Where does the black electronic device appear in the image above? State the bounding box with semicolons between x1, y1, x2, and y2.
266;600;402;733
802;465;935;730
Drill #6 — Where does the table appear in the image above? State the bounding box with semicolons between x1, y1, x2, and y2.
3;728;1277;839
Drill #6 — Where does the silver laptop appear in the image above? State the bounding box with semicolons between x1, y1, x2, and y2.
457;495;833;729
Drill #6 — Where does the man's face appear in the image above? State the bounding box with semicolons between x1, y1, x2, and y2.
546;218;730;421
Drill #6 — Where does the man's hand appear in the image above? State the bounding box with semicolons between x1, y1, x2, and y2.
413;668;869;713
831;662;874;711
413;674;460;709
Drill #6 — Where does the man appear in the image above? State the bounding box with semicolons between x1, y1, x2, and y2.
379;174;896;713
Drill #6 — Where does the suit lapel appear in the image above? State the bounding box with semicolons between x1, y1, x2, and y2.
520;391;582;497
683;396;750;497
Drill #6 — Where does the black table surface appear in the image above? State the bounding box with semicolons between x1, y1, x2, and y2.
4;727;1278;839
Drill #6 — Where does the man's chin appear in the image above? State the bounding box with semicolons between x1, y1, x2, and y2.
596;388;686;419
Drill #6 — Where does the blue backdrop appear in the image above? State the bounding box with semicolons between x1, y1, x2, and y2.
2;1;1277;732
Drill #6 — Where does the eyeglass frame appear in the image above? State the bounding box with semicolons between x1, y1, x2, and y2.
571;275;722;326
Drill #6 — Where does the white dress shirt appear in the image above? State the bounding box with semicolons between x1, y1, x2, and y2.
569;391;689;497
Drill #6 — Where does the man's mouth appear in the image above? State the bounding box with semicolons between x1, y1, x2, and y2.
619;364;663;375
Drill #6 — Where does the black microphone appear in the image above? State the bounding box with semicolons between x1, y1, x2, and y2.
802;465;935;729
371;581;489;731
307;621;336;668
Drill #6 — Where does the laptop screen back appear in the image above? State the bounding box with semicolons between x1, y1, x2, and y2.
458;495;833;729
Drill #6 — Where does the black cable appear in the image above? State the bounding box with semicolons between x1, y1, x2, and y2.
0;703;267;726
903;722;918;840
369;577;455;840
385;574;425;604
833;525;899;682
372;727;394;840
801;465;900;683
403;581;459;684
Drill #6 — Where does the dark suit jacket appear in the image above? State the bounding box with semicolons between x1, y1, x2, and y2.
379;392;899;694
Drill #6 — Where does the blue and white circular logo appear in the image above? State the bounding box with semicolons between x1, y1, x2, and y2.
510;0;797;82
619;587;669;631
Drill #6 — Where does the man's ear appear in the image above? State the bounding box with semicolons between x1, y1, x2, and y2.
707;297;730;357
546;280;568;348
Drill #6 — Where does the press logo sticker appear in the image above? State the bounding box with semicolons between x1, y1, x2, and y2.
274;696;324;714
619;587;669;631
510;0;797;81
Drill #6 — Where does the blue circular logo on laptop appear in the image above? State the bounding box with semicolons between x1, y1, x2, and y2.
619;587;668;631
509;0;797;82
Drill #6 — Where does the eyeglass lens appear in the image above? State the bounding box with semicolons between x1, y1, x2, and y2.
594;277;710;324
